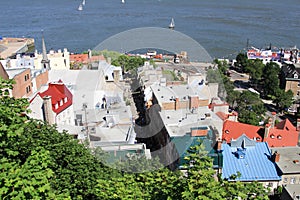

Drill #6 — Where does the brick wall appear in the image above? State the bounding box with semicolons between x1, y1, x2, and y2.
285;80;299;97
12;68;32;98
35;70;48;91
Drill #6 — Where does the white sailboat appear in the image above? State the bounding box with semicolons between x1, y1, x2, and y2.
78;3;83;11
82;0;86;6
169;18;175;29
121;0;125;4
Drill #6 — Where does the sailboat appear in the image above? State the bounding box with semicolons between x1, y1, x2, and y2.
169;18;175;29
82;0;86;6
121;0;125;4
78;3;83;11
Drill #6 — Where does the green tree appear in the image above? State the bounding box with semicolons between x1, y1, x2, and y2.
273;89;294;112
234;53;248;72
112;55;146;72
236;90;265;125
245;59;264;85
262;62;281;97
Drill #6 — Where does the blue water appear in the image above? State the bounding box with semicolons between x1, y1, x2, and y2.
1;0;299;58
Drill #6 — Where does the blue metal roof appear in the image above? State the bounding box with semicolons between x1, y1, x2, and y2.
221;138;281;181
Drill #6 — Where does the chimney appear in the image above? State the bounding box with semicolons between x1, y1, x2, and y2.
43;96;55;125
297;119;300;131
188;95;199;109
273;151;280;162
175;97;179;110
217;139;222;151
264;124;271;140
271;112;276;127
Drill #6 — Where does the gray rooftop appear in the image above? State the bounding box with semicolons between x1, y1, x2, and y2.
160;107;223;137
6;68;27;79
271;146;300;174
283;184;300;199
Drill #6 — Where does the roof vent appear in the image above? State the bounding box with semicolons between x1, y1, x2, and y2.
235;148;246;159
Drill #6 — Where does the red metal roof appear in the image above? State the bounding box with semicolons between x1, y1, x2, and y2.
222;120;263;143
38;81;72;114
222;119;299;147
265;119;299;147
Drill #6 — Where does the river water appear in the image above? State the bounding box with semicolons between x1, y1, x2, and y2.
1;0;299;58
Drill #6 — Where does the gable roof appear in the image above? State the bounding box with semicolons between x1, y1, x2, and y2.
38;81;72;114
222;120;263;143
265;119;299;147
222;135;280;181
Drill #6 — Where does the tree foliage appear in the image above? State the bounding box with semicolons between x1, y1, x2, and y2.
112;55;146;72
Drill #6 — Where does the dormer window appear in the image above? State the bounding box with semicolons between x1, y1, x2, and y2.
277;135;282;140
225;130;229;134
235;148;246;159
64;97;68;103
294;74;298;79
270;134;275;139
60;99;63;106
55;103;59;109
256;137;260;141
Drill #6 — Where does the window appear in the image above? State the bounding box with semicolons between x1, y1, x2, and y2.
277;135;282;140
55;103;59;109
290;177;295;184
60;99;63;106
294;74;298;79
64;97;68;103
26;86;31;93
24;74;30;81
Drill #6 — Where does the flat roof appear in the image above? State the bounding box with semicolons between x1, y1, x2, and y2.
270;146;300;174
160;106;223;137
283;184;300;198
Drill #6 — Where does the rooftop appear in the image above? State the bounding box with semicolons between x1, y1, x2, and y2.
222;120;263;142
38;81;73;114
270;146;300;174
159;106;223;137
222;135;281;181
283;184;300;199
6;68;29;79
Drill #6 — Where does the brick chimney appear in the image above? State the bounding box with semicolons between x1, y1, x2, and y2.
271;112;276;128
264;123;271;140
273;151;280;162
188;95;199;110
43;96;55;125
